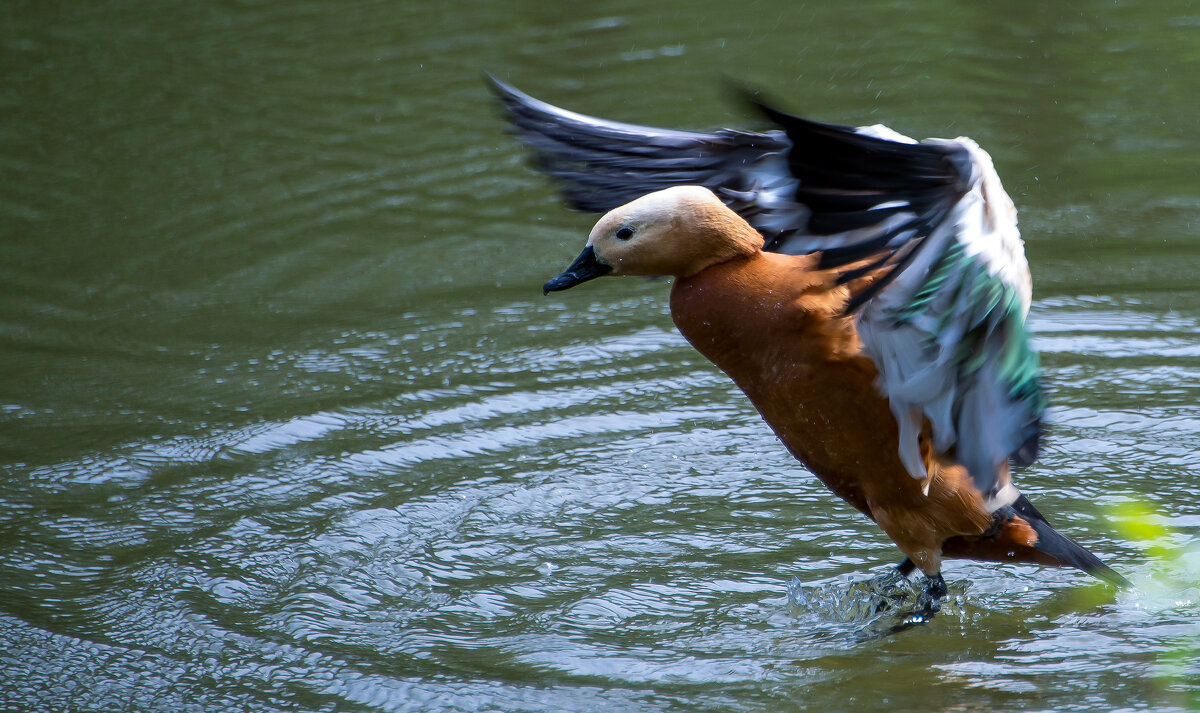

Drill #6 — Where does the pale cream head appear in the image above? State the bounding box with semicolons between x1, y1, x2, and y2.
586;186;765;279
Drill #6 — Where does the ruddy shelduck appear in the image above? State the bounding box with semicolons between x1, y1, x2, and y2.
491;76;1128;597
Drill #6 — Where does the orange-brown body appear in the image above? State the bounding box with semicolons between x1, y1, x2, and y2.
671;250;1015;575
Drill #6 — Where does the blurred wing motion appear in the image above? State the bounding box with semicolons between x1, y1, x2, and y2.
489;75;1042;505
488;74;790;214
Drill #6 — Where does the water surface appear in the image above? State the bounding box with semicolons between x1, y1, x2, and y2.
2;1;1198;711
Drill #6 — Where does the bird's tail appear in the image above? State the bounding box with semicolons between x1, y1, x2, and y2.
941;494;1130;587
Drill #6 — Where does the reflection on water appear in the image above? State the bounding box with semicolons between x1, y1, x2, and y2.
2;0;1198;711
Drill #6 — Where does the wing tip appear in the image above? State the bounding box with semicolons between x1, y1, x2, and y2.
483;71;520;105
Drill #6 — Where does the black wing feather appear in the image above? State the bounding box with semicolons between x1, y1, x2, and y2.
489;75;973;314
488;74;789;214
746;100;973;308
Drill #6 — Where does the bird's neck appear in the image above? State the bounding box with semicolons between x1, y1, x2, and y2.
669;252;858;364
675;210;766;279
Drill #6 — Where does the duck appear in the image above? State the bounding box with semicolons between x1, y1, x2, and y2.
489;75;1129;598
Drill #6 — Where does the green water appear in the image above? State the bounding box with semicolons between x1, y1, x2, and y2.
2;1;1198;711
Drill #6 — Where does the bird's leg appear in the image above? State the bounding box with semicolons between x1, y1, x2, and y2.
899;572;948;624
895;557;916;577
924;573;947;600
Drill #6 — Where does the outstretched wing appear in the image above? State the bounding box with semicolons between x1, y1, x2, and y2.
491;77;1043;503
754;104;1042;505
743;102;973;313
488;75;801;235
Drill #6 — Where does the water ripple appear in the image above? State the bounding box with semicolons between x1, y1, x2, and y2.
4;0;1200;710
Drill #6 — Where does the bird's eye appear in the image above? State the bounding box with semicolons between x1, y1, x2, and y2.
615;226;634;240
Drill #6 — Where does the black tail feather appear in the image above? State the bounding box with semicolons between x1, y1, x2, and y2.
1010;495;1131;588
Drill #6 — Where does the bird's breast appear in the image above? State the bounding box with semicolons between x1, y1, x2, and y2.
668;253;915;514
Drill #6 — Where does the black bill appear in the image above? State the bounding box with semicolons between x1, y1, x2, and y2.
542;245;612;295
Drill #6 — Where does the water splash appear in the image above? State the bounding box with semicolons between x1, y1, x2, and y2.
786;569;970;637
